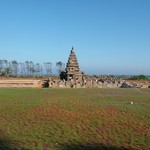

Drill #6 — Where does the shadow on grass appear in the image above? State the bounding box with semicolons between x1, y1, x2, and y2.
0;140;132;150
0;130;13;150
0;139;13;150
60;143;131;150
0;130;131;150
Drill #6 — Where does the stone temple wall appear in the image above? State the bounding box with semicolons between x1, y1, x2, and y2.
0;80;43;88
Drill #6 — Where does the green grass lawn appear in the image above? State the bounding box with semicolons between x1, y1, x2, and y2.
0;88;150;150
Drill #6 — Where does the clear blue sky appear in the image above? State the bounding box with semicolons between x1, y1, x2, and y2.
0;0;150;75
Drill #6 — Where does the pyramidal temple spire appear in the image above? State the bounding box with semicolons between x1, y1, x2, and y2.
66;47;84;81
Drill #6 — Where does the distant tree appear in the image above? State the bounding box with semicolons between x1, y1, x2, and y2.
3;67;12;77
0;60;12;77
25;61;30;76
56;61;65;74
137;75;147;80
129;74;148;80
35;63;41;76
3;60;8;68
11;60;19;77
40;66;43;76
0;60;3;70
29;61;36;76
0;60;3;75
44;62;52;76
19;62;26;76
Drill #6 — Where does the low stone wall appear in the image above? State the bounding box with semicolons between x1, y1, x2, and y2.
0;78;149;88
48;78;150;88
48;79;124;88
0;80;43;88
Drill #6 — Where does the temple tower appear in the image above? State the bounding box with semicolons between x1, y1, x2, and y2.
66;47;83;81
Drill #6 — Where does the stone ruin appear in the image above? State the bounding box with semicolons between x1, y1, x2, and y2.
66;47;84;81
47;76;150;88
47;48;149;88
47;47;150;88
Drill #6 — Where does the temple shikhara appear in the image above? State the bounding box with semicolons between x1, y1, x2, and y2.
66;47;84;81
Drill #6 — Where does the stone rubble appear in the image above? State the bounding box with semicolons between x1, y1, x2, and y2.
47;77;149;88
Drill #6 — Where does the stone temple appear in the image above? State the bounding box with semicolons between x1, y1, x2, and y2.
66;47;84;81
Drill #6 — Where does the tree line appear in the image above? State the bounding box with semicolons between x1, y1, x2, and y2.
129;74;148;80
0;59;65;77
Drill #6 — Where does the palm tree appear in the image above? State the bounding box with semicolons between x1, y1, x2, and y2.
3;67;12;77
